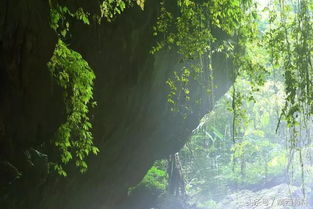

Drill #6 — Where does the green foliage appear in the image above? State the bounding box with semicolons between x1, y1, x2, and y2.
99;0;127;22
48;40;99;175
153;0;256;57
140;166;168;191
49;0;145;28
142;1;313;206
152;0;259;117
50;4;90;38
166;68;193;114
47;0;146;175
130;160;168;192
264;0;313;147
180;75;289;204
44;1;313;190
99;0;145;23
174;1;313;203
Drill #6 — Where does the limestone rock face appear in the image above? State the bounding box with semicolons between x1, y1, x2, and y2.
0;0;233;208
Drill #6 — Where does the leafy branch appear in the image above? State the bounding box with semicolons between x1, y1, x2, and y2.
48;40;99;176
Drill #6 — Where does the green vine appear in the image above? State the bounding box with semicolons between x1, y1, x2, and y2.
47;0;146;175
48;40;98;176
152;0;260;126
265;0;313;147
264;0;313;191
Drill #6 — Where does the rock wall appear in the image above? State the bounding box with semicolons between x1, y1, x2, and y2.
0;0;233;208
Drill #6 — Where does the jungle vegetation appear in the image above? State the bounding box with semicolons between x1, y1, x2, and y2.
124;0;313;207
46;0;313;205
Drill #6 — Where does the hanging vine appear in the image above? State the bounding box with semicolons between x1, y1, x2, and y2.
152;0;259;119
48;0;146;175
263;0;313;193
